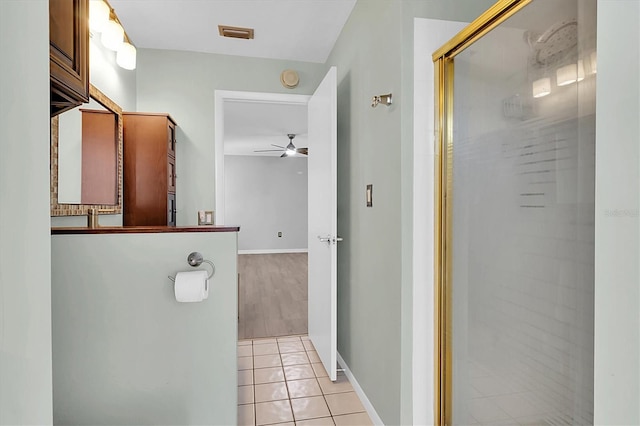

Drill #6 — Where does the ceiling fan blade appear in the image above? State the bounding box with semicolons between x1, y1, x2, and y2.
297;148;308;156
254;149;284;152
280;152;288;158
271;144;285;149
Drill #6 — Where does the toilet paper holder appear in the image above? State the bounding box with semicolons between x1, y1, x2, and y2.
168;252;216;282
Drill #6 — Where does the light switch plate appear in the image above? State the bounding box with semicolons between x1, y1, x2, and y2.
366;184;373;207
198;210;214;225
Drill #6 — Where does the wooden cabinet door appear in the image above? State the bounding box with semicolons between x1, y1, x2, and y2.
81;110;117;205
167;122;176;158
50;0;89;116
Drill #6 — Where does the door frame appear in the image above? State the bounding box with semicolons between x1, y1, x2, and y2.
214;90;311;225
432;1;533;424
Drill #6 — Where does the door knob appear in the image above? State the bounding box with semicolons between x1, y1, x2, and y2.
332;237;344;243
318;236;331;243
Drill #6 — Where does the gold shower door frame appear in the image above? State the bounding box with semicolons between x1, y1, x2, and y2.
432;1;532;424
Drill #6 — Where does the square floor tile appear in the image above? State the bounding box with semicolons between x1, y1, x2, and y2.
317;374;354;395
325;392;365;416
238;404;255;426
253;338;277;345
277;336;302;343
255;381;289;403
306;350;321;363
301;335;311;341
287;378;322;398
238;345;253;357
238;340;252;346
303;340;316;351
239;369;254;386
238;356;253;371
311;362;328;378
254;354;282;369
279;341;305;353
333;412;373;426
284;364;316;381
255;400;294;425
290;396;331;421
281;352;310;366
238;385;254;405
254;343;280;356
254;367;285;384
297;417;335;426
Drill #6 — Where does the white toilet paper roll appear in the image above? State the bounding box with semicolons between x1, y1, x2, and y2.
174;270;209;302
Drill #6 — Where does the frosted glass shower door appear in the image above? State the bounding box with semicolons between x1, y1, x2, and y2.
435;0;597;424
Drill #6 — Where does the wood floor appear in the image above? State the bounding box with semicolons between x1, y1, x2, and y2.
238;253;308;340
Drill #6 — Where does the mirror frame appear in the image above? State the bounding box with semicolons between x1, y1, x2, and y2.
51;84;123;216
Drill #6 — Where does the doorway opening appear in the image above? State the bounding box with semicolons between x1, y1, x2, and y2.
214;90;311;340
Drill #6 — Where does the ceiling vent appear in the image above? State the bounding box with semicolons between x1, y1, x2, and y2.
218;25;254;40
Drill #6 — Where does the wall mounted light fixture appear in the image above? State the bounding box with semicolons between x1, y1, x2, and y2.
90;0;137;70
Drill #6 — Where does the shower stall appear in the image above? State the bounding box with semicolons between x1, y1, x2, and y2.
433;0;596;424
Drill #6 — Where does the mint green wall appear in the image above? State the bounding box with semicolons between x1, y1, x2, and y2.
135;50;326;226
325;1;500;424
594;1;640;423
51;232;238;425
0;1;53;424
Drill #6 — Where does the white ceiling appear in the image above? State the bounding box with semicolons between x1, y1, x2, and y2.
224;100;308;157
109;0;357;63
108;0;354;156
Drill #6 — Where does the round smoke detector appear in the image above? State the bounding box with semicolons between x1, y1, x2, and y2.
280;69;299;89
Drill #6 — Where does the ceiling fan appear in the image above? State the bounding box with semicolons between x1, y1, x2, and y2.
254;134;308;157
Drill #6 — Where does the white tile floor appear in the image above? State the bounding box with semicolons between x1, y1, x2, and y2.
238;335;373;426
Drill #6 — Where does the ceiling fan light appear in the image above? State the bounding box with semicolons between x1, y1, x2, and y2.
286;149;296;156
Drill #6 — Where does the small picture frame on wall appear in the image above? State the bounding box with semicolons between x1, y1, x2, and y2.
198;210;214;226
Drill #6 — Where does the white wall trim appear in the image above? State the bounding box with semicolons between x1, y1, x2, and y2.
238;249;308;255
337;352;384;426
214;90;311;225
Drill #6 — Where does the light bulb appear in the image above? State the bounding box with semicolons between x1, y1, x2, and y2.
116;42;136;70
557;64;577;86
89;0;110;32
286;149;296;156
532;77;551;98
101;19;124;51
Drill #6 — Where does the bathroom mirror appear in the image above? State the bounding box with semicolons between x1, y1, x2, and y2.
51;84;123;216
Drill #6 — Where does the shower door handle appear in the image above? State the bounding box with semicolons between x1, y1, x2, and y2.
318;236;331;244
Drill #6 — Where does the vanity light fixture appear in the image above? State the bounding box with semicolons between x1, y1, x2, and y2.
116;42;137;70
101;18;124;51
577;59;585;82
532;77;551;98
90;0;137;70
556;63;578;86
89;0;110;32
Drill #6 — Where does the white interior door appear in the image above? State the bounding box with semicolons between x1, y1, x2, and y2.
307;66;338;381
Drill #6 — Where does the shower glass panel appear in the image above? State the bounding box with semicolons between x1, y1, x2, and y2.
444;0;596;424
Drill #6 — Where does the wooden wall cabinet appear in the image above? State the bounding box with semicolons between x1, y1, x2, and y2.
49;0;90;117
123;113;178;226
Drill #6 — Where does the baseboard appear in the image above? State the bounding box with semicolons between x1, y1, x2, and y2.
237;249;308;255
337;352;384;425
